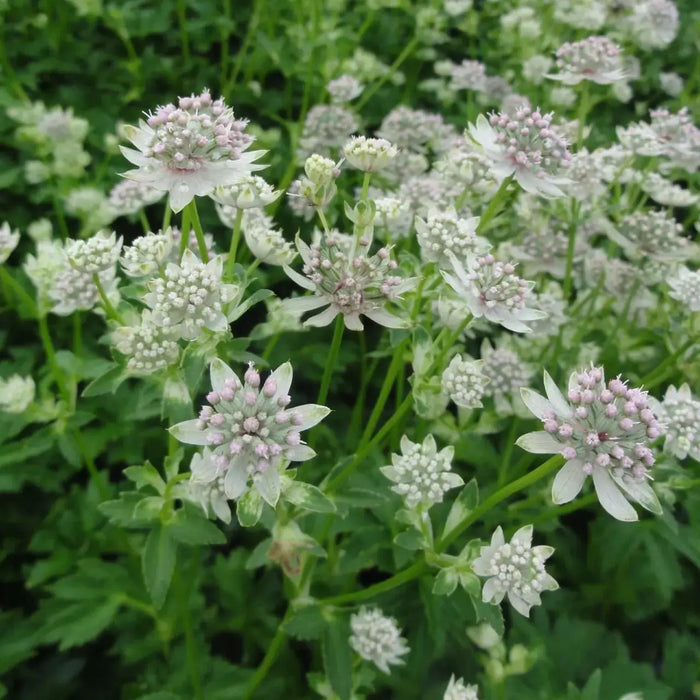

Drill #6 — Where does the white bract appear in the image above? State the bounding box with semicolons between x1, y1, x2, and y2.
66;230;123;274
120;230;174;278
171;359;330;521
517;368;664;522
444;676;479;700
0;222;20;263
472;525;558;617
349;607;409;674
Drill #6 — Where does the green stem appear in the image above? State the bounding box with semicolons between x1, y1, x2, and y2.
475;174;514;235
317;207;331;235
244;607;292;699
226;0;260;92
176;0;190;61
92;274;125;324
178;558;204;700
179;206;192;261
317;315;345;406
437;455;564;551
639;337;695;388
185;200;209;263
138;208;151;233
52;190;70;240
360;172;372;201
0;267;38;316
220;0;232;87
226;208;244;278
72;312;83;357
162;200;172;231
37;314;71;404
528;493;597;527
73;428;110;500
497;418;519;486
563;200;580;299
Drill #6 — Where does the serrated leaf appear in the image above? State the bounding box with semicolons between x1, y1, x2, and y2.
142;525;177;609
322;616;353;700
442;479;479;541
283;481;336;513
81;364;126;397
168;507;226;546
285;605;326;641
236;489;263;527
42;599;120;651
124;462;166;494
98;492;152;528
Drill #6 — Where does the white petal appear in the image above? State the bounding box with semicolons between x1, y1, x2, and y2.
304;305;340;328
210;358;238;393
611;474;663;515
291;404;331;430
482;577;504;604
211;490;232;523
543;371;574;418
169;419;210;445
551;459;586;504
283;265;316;291
343;312;365;331
224;463;248;500
515;431;562;454
285;444;316;461
254;468;281;506
507;590;532;617
270;362;293;398
511;524;533;547
281;296;327;313
363;307;407;329
520;388;554;419
490;526;505;547
592;468;638;522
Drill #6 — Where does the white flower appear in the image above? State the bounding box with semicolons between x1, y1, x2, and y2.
625;0;679;50
472;525;558;617
112;311;179;374
349;607;409;674
0;375;35;413
650;384;700;461
66;230;123;274
121;89;265;212
380;434;462;509
548;36;626;85
240;209;296;266
444;675;479;700
442;253;547;333
170;359;329;520
326;75;364;103
667;266;700;311
120;230;174;278
0;222;20;263
442;355;490;409
211;175;280;211
415;208;490;267
608;210;688;261
108;179;164;216
343;135;399;173
637;173;698;208
467;107;573;198
143;249;237;339
517;368;664;522
660;71;683;96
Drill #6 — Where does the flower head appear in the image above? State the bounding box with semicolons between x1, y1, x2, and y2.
326;75;363;103
625;0;679;50
667;266;700;311
468;107;573;198
442;355;490;409
0;375;35;413
517;368;664;521
651;384;700;461
112;311;179;374
121;89;265;212
549;36;626;85
342;135;399;173
0;222;20;263
609;209;688;261
472;525;558;617
66;230;123;274
240;209;296;266
349;607;409;674
415;208;489;267
444;675;479;700
171;359;330;520
120;229;174;278
108;179;164;216
381;434;462;509
211;175;280;211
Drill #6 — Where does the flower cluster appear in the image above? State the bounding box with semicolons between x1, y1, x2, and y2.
472;525;558;617
121;89;264;212
610;209;687;261
435;58;488;92
377;106;451;153
444;676;480;700
211;175;280;213
240;209;296;266
66;230;123;274
415;208;489;268
468;106;573;197
120;230;174;278
0;375;35;413
143;250;237;339
651;384;700;461
349;607;409;674
442;253;546;333
549;36;626;85
380;434;462;509
518;368;664;521
0;222;20;263
625;0;679;49
667;266;700;311
283;231;413;331
170;359;329;520
112;312;179;374
108;179;164;217
297;105;359;160
342;135;399;173
326;75;363;103
442;355;490;409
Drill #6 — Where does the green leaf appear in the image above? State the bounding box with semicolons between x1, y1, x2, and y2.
124;462;167;494
470;595;504;637
0;427;55;469
442;479;479;542
282;481;336;513
228;288;273;323
433;567;459;596
285;605;326;641
164;449;184;481
142;525;177;609
322;616;353;700
168;507;226;546
81;364;126;397
98;492;150;528
394;529;426;550
236;489;263;527
41;598;120;651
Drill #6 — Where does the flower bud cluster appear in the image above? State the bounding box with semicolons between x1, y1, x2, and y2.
381;434;462;509
326;75;363;103
444;676;480;700
0;375;35;414
343;135;399;173
442;355;490;409
481;340;533;402
297;105;359;160
121;230;174;278
638;173;698;208
667;266;700;311
66;230;123;274
349;607;409;674
108;179;163;216
435;59;488;92
415;209;489;267
654;384;700;461
113;313;179;374
144;250;236;339
472;525;558;617
550;36;625;85
0;222;20;263
49;261;118;317
293;155;341;209
615;209;686;260
625;0;679;50
240;209;296;266
377;106;450;153
211;175;280;212
374;197;413;239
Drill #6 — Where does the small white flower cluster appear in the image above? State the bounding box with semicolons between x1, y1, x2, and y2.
211;175;280;214
292;154;341;210
415;208;489;268
472;525;558;617
549;36;626;85
240;209;296;266
468;106;573;198
433;142;497;196
297;105;359;160
637;173;698;208
443;675;480;700
326;75;363;103
442;355;490;409
64;186;115;231
667;266;700;311
108;179;164;217
349;607;409;674
624;0;679;50
0;375;35;413
377;106;451;153
443;254;546;333
120;230;174;278
480;338;533;414
611;209;687;261
652;384;700;461
381;434;462;509
342;135;399;173
112;312;179;374
66;230;123;274
435;58;488;93
0;222;20;263
143;250;238;339
50;261;118;317
170;359;329;521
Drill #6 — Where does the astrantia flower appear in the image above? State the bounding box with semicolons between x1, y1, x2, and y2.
326;75;363;103
480;337;534;416
120;229;174;278
349;607;409;674
108;179;164;216
625;0;679;50
121;89;265;212
0;222;20;263
442;355;490;409
170;359;329;520
650;384;700;461
283;231;414;331
609;209;688;261
240;209;296;266
380;434;462;509
638;172;698;208
472;525;558;617
548;36;626;85
377;106;449;153
112;311;179;374
342;135;399;173
144;249;237;339
517;368;664;521
444;676;479;700
415;208;490;268
667;266;700;311
468;106;572;198
442;253;547;333
297;105;359;160
211;175;280;212
0;375;35;413
66;230;123;274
